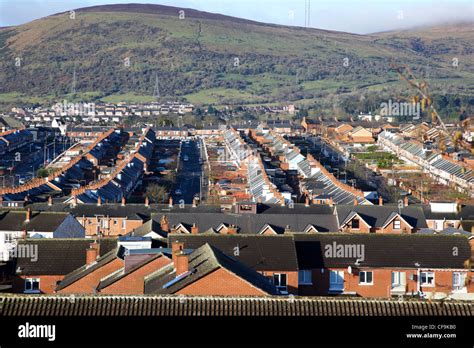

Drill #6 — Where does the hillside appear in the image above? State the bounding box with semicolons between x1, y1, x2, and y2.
0;4;473;108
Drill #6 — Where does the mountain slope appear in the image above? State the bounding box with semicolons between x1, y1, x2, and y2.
0;4;473;107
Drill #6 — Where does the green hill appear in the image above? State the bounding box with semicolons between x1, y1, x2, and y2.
0;4;473;108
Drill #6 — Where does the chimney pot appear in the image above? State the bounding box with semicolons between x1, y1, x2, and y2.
145;196;149;207
191;223;199;234
305;196;310;207
48;196;53;206
97;196;102;206
25;208;31;223
168;196;173;208
353;198;358;206
121;196;126;206
378;196;383;206
404;196;409;207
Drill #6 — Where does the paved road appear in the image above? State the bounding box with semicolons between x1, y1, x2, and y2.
171;139;203;204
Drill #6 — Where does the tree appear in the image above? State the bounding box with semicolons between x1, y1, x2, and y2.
37;167;50;178
145;184;168;203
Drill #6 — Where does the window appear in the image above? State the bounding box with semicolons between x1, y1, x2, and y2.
420;272;435;287
359;271;373;285
298;270;312;285
393;220;401;229
121;220;126;230
391;272;406;289
329;270;344;291
4;233;14;243
273;273;288;293
453;272;466;291
351;218;360;229
25;278;40;293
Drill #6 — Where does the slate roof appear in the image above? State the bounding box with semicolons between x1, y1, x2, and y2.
15;238;117;276
167;235;298;271
294;234;471;269
336;205;428;229
144;244;278;295
0;211;71;232
2;295;472;316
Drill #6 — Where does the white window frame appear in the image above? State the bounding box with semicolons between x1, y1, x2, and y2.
359;271;373;285
24;278;40;293
121;219;127;230
391;271;406;289
273;273;288;294
420;271;435;287
452;272;466;291
329;270;344;291
393;220;401;229
298;270;312;285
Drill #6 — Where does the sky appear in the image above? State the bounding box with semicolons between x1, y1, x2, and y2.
0;0;473;34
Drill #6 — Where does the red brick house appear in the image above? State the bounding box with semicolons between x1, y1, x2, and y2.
12;238;117;294
294;234;473;299
145;242;278;296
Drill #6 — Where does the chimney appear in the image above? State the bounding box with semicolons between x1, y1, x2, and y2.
175;253;189;276
23;229;27;240
284;225;291;233
121;196;126;206
191;223;199;234
232;196;237;206
168;196;173;208
353;198;358;206
25;208;31;223
72;195;78;207
280;199;286;207
171;240;185;266
48;196;53;206
86;246;98;266
404;196;409;207
97;196;102;207
145;196;149;207
160;215;169;233
305;196;310;207
328;197;334;207
378;196;383;206
192;197;198;208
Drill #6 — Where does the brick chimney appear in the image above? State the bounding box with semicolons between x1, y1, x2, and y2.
353;198;358;206
48;196;53;206
168;196;173;208
86;246;98;266
121;196;126;206
378;196;383;206
175;253;189;276
97;196;102;207
191;223;199;234
25;208;31;223
404;196;409;207
145;196;149;207
171;241;186;269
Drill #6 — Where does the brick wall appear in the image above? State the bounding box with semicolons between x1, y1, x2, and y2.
57;258;123;294
99;255;171;295
177;268;267;296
